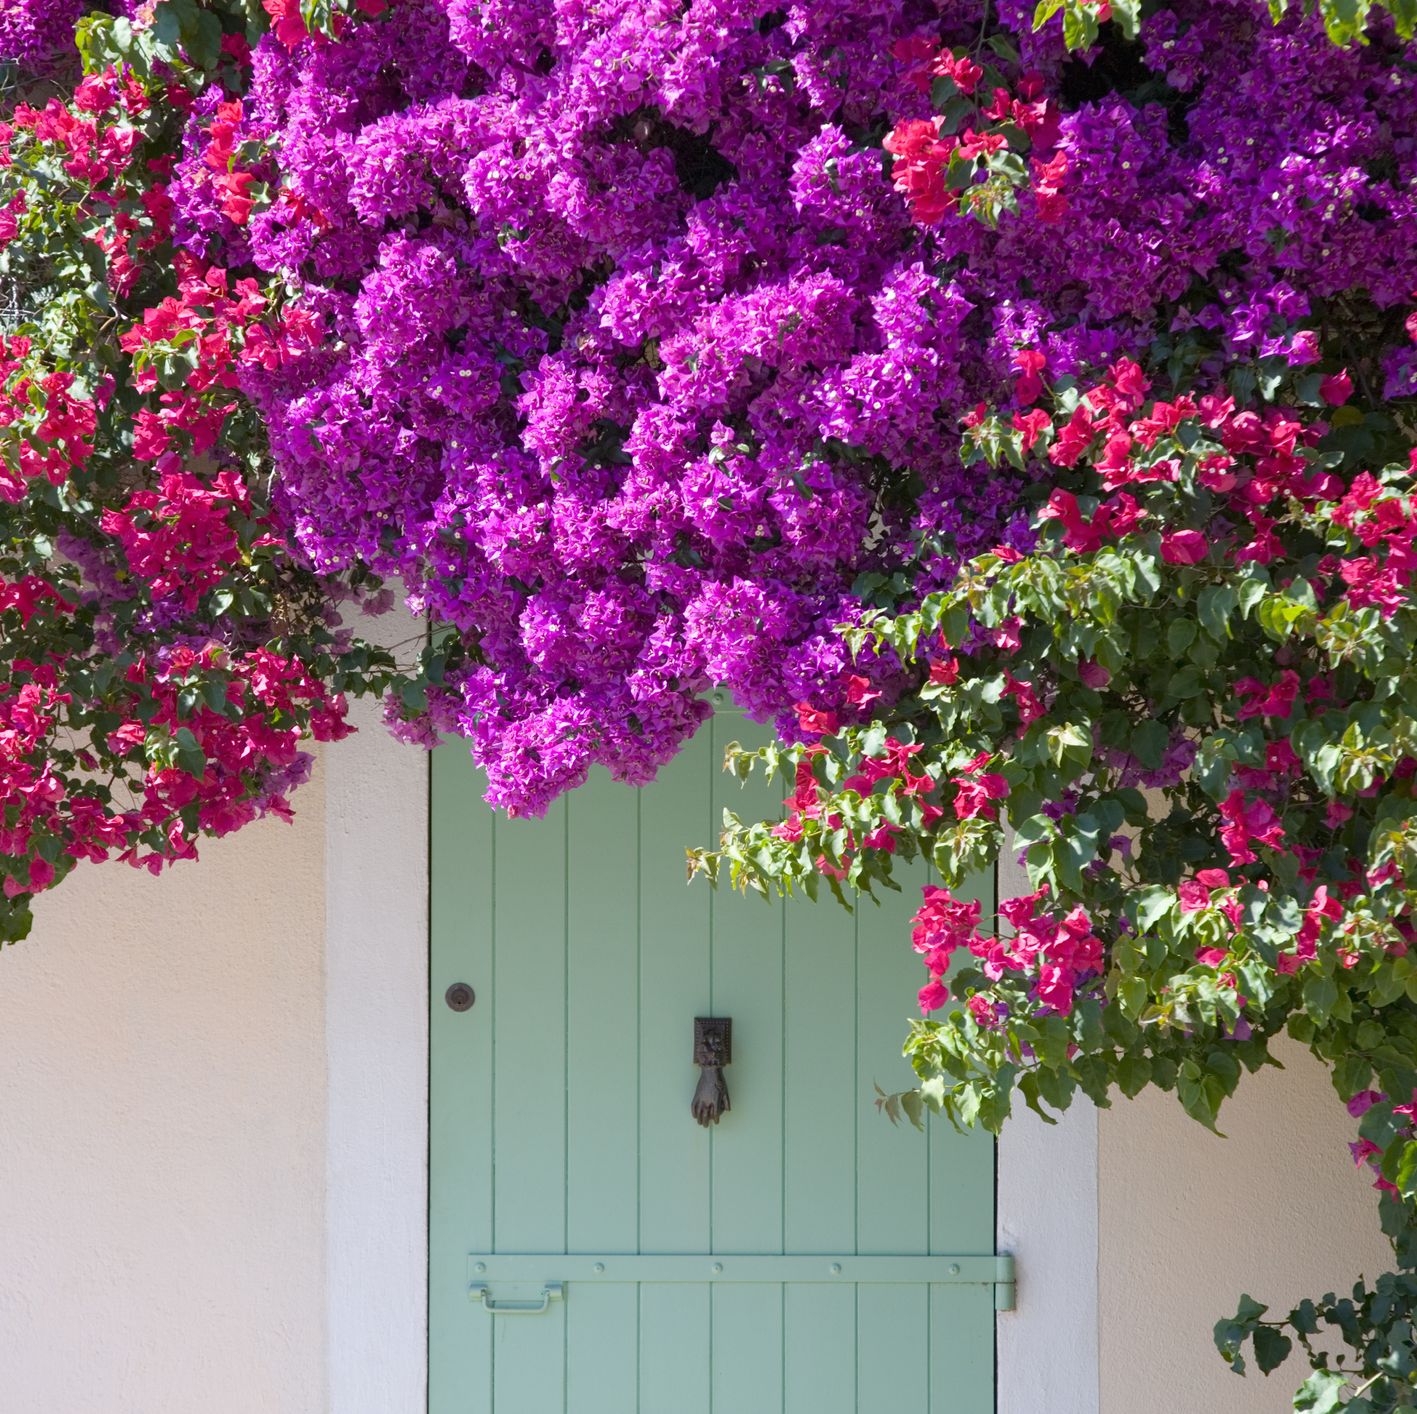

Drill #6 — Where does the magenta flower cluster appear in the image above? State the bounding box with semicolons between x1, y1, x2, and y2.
0;0;87;67
194;0;1417;813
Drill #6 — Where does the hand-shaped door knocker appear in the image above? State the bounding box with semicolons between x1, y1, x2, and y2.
691;1017;732;1127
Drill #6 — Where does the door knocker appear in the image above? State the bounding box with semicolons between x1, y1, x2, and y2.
691;1017;732;1127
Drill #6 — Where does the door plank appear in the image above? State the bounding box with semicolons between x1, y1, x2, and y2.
637;730;713;1255
855;870;932;1259
783;1285;856;1414
567;1284;639;1413
783;895;857;1257
638;1283;710;1414
707;711;786;1250
856;1284;930;1408
492;1305;567;1410
564;773;642;1411
491;797;569;1255
929;1284;995;1414
429;744;494;1414
489;796;570;1404
711;1284;784;1411
566;772;641;1252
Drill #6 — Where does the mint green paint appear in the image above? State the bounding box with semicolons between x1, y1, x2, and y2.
430;714;997;1413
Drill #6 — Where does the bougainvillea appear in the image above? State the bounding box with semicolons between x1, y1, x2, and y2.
0;0;416;943
689;5;1417;1399
160;0;1415;827
8;0;1417;1404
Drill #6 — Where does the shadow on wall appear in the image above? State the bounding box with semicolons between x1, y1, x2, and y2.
1099;1036;1393;1414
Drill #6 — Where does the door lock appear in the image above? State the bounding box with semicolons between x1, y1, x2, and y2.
444;982;476;1012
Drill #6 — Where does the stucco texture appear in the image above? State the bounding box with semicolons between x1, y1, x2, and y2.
0;768;328;1414
1099;1036;1395;1414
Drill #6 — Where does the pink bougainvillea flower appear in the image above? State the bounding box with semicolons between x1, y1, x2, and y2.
1233;671;1300;721
1012;348;1047;406
951;770;1008;821
1347;1091;1387;1118
918;979;950;1014
1219;790;1286;865
1320;370;1354;405
965;994;997;1029
1160;530;1209;565
843;674;881;708
1002;674;1046;728
795;703;840;738
929;654;960;686
1178;879;1212;912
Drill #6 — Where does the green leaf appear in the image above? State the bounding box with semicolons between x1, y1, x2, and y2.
1117;1054;1151;1097
1294;1370;1348;1414
1132;719;1169;770
1032;0;1065;28
1198;585;1239;642
172;726;205;779
899;1088;925;1129
1110;0;1142;37
1134;886;1173;931
1385;0;1417;35
1166;619;1197;657
1252;1326;1292;1375
1061;0;1100;48
1303;972;1339;1025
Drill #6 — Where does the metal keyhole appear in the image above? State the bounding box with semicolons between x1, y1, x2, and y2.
445;983;476;1012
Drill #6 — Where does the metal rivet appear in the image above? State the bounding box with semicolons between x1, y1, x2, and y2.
473;1262;486;1274
830;1263;842;1276
593;1263;605;1274
445;983;476;1012
711;1262;723;1275
949;1263;961;1277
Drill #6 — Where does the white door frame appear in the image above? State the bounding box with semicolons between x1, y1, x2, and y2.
321;619;1099;1413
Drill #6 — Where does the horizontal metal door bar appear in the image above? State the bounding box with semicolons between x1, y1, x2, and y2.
467;1254;1016;1310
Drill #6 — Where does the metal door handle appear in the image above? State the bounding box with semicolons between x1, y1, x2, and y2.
470;1281;563;1314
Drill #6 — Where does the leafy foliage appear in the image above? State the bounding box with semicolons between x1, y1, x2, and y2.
0;0;421;939
702;347;1417;1403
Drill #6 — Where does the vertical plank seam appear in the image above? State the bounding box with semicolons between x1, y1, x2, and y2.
780;886;787;1409
853;1285;860;1414
992;848;1001;1414
562;795;571;1408
780;891;787;1258
853;901;859;1259
424;746;435;1410
635;787;643;1414
707;712;716;1414
708;710;716;1261
489;807;498;1397
635;784;643;1259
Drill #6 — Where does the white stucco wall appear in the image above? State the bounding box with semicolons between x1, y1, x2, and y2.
1098;1037;1394;1414
0;775;329;1414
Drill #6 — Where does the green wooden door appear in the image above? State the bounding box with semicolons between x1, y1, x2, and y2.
430;714;1000;1413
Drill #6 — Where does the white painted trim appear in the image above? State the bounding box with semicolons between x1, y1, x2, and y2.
324;604;430;1414
995;844;1101;1414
